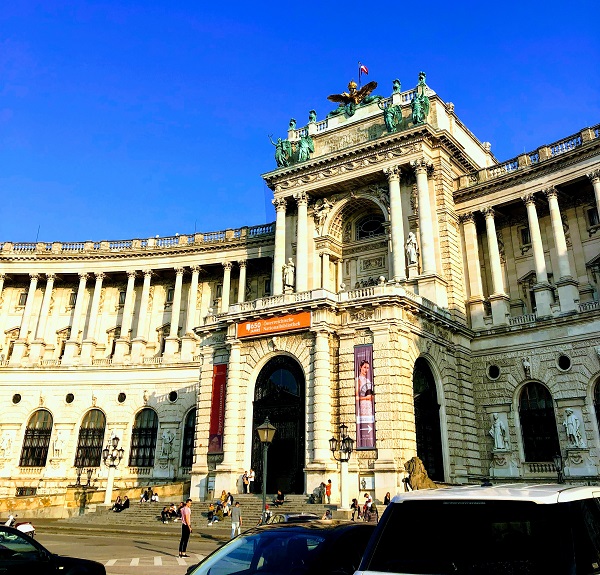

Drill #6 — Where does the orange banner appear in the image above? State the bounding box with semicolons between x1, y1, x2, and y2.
237;311;311;339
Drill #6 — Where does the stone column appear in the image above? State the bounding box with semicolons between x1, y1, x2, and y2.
113;270;137;362
543;187;578;312
29;274;56;363
181;265;200;362
588;170;600;215
10;274;39;365
80;272;106;364
459;214;486;329
130;270;152;363
312;330;332;464
384;166;406;282
336;259;344;291
522;194;553;317
164;267;185;358
220;262;232;313
237;260;247;304
321;252;330;290
294;192;309;292
411;159;435;275
62;273;89;363
272;198;287;296
481;207;509;325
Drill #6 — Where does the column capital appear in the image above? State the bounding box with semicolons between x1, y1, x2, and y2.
383;165;401;181
190;265;201;274
142;269;153;278
94;272;106;281
293;191;309;205
481;206;495;219
458;212;476;225
0;273;6;281
542;186;558;200
410;158;433;175
78;272;90;282
174;267;185;276
46;273;56;281
521;193;537;207
272;197;287;211
223;262;233;271
587;170;600;184
238;260;247;268
29;273;40;281
126;270;137;279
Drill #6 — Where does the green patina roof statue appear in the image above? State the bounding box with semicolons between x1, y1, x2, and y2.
411;71;430;125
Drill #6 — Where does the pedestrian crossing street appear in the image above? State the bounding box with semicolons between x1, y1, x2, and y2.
104;553;205;567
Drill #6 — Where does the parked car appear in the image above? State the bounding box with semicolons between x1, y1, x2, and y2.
187;520;375;575
266;512;320;524
356;483;600;574
0;525;106;574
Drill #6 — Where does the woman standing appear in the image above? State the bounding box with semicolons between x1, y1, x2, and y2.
178;499;192;558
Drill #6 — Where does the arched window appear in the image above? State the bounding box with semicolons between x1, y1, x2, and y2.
74;409;106;468
181;408;196;468
594;381;600;433
355;214;385;241
519;382;560;462
129;408;158;467
19;409;53;467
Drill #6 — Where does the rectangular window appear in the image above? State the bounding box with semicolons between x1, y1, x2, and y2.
69;292;77;306
216;284;223;298
18;293;27;306
589;207;600;227
264;279;271;296
15;487;37;497
520;227;531;245
118;291;126;305
166;288;175;303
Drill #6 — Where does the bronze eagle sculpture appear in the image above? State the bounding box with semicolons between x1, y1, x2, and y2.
327;80;378;106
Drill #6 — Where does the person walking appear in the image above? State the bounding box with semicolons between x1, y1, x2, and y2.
230;501;242;539
326;479;332;504
178;498;192;558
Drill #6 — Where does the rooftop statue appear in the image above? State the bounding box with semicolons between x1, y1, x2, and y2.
379;100;402;133
327;80;380;118
297;133;314;163
269;135;292;168
411;71;430;125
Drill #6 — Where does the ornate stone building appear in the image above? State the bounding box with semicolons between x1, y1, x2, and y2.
0;74;599;507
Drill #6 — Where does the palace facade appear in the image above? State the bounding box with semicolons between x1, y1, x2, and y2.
1;75;599;509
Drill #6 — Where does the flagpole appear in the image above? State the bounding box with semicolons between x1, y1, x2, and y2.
358;61;362;88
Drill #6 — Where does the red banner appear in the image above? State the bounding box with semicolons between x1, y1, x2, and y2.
354;344;376;449
237;311;311;339
208;364;227;453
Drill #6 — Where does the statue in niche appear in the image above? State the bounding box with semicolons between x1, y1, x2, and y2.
289;118;296;130
283;258;296;290
297;133;314;163
308;109;317;123
313;198;333;235
405;232;419;265
411;71;430;125
489;413;509;450
268;135;292;168
563;408;584;448
161;429;175;457
392;78;401;94
522;357;531;379
0;432;12;457
53;432;65;458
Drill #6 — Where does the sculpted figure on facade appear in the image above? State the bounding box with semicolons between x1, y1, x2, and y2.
327;80;380;118
313;198;334;235
268;135;292;168
392;78;401;94
283;258;296;290
489;413;509;451
161;428;175;457
411;71;430;125
563;408;584;448
308;109;317;123
53;431;65;458
0;432;12;457
288;118;296;130
379;100;402;133
522;357;531;379
297;133;314;163
406;231;419;265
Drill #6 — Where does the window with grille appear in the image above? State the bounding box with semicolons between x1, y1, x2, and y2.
128;408;158;467
519;382;560;462
118;291;126;305
74;409;106;468
19;409;53;467
181;408;196;468
68;292;77;306
356;214;385;241
18;292;27;306
166;288;175;303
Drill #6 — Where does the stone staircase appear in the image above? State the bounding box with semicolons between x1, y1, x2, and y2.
59;494;337;532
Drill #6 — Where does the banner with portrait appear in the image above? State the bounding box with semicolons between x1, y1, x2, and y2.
208;363;227;453
354;344;376;449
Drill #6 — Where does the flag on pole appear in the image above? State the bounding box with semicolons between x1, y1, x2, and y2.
358;62;369;88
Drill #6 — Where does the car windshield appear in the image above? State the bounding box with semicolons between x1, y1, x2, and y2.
190;529;326;575
364;500;569;574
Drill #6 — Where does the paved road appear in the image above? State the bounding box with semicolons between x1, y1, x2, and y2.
36;531;223;575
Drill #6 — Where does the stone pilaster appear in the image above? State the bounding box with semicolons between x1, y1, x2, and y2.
272;198;287;296
384;166;406;282
312;329;332;464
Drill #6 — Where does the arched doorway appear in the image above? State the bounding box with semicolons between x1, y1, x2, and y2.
413;358;444;481
252;355;305;494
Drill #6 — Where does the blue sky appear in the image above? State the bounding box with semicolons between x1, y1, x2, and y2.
1;1;599;243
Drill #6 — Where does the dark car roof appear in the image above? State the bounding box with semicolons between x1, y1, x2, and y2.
249;519;374;536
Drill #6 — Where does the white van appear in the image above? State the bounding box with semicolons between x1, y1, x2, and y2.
355;484;600;574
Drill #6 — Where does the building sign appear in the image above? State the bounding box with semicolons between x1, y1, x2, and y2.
208;364;227;453
237;311;311;339
354;344;376;449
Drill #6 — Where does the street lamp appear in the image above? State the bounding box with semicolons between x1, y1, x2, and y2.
256;417;276;524
102;435;125;505
329;423;354;509
553;452;564;484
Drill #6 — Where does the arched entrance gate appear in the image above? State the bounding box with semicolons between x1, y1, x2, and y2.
251;355;305;494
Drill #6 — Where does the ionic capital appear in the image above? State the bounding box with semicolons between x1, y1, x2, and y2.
481;207;495;220
272;197;287;211
587;170;600;184
383;166;401;181
458;212;476;225
410;158;433;175
521;193;537;207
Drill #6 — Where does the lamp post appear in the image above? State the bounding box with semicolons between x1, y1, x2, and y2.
102;435;125;505
256;417;276;524
553;452;564;484
329;423;354;509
